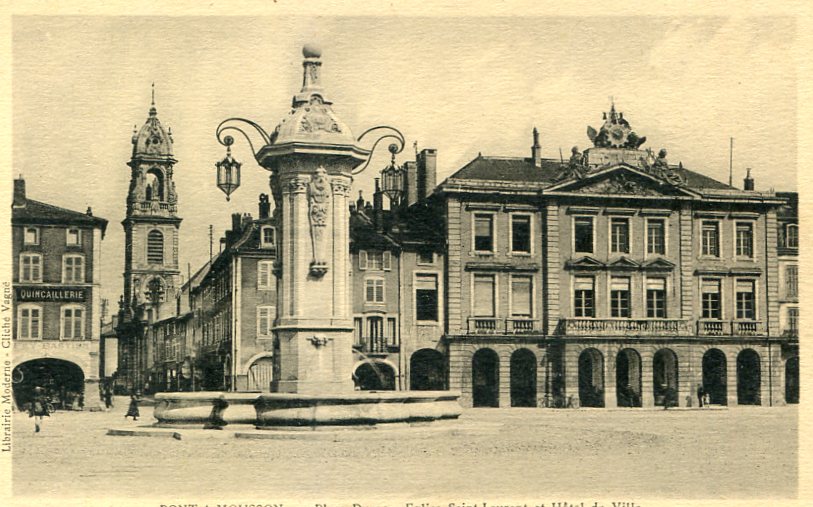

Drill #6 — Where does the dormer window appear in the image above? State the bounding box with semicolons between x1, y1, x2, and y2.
24;227;39;245
261;226;275;248
67;228;82;247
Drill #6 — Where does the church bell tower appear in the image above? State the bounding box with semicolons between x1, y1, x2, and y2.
122;92;181;321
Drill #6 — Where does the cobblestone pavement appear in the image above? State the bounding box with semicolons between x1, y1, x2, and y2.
11;399;797;501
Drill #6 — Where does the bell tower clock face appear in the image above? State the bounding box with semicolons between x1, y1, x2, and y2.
607;124;629;148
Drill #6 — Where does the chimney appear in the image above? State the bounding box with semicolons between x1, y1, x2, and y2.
531;128;541;168
417;148;437;200
404;160;419;207
86;206;93;216
373;178;384;231
231;213;242;233
356;190;365;212
258;193;271;219
743;168;754;191
13;178;26;207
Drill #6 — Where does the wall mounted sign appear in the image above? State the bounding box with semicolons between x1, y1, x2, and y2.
15;286;87;302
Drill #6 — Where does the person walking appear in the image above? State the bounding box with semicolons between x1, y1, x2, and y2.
696;384;704;408
29;386;50;433
125;392;140;421
104;387;114;410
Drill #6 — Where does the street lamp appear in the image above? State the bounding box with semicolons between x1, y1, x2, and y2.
380;145;405;209
215;136;242;201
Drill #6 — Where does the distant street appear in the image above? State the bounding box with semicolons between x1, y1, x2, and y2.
11;402;797;501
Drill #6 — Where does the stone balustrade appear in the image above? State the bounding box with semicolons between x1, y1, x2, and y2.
559;318;694;337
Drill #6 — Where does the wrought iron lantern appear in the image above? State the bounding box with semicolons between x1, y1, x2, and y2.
380;144;405;207
215;136;242;201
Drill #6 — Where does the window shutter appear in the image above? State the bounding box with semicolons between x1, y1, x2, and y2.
701;279;720;294
383;251;392;271
359;250;368;270
646;278;666;291
611;277;630;291
574;277;594;291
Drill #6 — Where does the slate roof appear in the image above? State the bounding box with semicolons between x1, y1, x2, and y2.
13;198;108;233
443;154;736;192
776;192;798;220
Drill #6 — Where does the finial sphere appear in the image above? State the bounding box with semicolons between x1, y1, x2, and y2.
303;44;322;58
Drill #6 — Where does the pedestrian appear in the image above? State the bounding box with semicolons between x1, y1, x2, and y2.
703;391;711;408
28;386;50;433
125;392;140;421
696;384;704;408
104;388;113;410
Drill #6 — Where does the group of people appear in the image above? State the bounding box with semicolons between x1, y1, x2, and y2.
696;384;713;407
27;385;143;433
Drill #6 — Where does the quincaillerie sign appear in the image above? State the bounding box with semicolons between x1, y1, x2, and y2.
16;286;87;302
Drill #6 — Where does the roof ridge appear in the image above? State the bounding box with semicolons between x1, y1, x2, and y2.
25;198;108;223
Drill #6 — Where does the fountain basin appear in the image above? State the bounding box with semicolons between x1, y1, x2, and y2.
255;391;462;428
152;391;462;428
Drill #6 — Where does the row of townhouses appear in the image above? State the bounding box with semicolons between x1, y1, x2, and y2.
110;99;799;408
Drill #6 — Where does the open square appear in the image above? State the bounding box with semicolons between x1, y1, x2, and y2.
12;403;797;500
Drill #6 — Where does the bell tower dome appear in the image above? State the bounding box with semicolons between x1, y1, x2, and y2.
122;89;182;321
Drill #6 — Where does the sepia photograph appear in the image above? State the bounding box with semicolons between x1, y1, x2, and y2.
0;3;807;506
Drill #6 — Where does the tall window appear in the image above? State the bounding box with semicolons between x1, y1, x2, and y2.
511;214;531;254
736;280;756;320
610;218;630;254
701;279;722;319
701;221;720;257
474;214;494;252
786;265;799;298
257;260;274;290
66;228;82;246
17;305;42;340
610;277;631;318
260;226;275;248
62;254;84;283
574;277;595;318
646;278;667;318
20;253;42;283
786;224;799;248
788;308;799;334
257;306;274;336
353;317;363;344
61;305;85;340
473;274;496;317
735;222;754;258
387;317;397;345
647;219;666;255
574;217;594;253
365;278;385;304
24;227;39;245
147;230;164;264
510;276;532;317
415;274;439;322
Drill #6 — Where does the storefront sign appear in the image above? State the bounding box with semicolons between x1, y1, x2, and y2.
15;286;87;302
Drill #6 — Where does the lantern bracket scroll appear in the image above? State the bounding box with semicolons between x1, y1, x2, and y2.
352;126;406;175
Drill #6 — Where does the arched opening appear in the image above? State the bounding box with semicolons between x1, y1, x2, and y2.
12;358;85;411
354;361;396;391
410;349;446;391
145;169;165;201
510;348;537;407
786;357;799;404
653;348;679;407
247;356;275;392
578;348;604;408
702;349;727;406
616;348;642;407
472;348;499;407
737;349;761;405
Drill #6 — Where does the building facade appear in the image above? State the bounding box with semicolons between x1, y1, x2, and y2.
11;178;108;410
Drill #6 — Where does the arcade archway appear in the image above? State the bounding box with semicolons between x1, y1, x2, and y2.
702;349;727;405
737;349;761;405
616;348;642;408
510;348;537;407
12;358;85;410
653;348;679;407
786;357;799;404
410;349;446;391
578;348;604;408
472;348;499;407
354;361;396;391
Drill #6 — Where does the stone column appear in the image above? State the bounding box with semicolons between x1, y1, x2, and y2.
604;348;617;408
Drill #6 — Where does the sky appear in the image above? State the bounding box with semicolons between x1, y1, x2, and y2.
10;15;797;310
